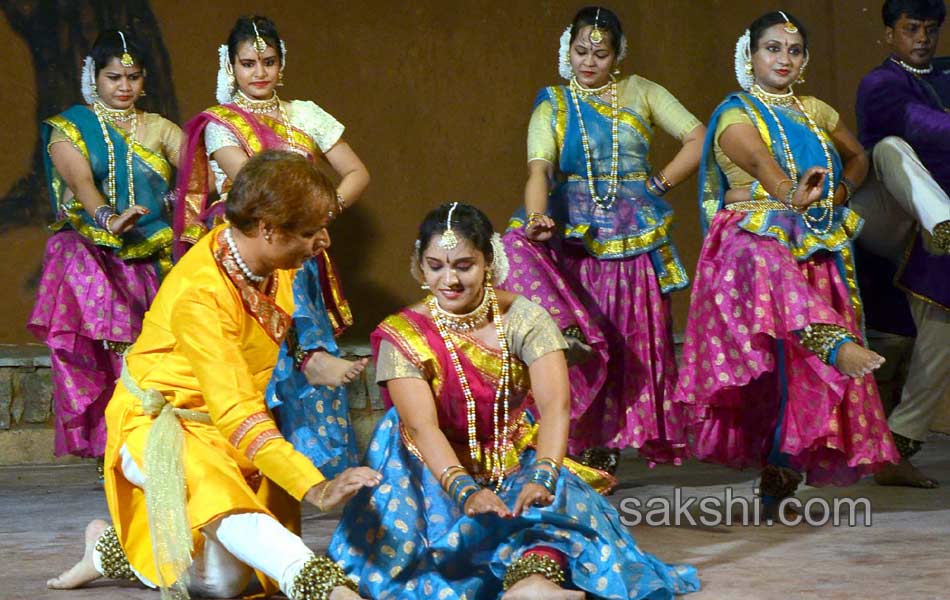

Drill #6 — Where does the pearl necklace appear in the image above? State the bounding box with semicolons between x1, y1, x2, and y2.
93;101;138;209
569;76;620;211
753;92;835;235
428;288;491;332
224;227;267;283
890;57;932;75
428;287;512;491
750;84;796;108
234;89;281;114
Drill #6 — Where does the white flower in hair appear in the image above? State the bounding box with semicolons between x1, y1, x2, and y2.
734;29;754;91
558;26;573;80
216;44;234;104
80;56;96;104
490;233;510;285
617;34;628;63
280;40;287;73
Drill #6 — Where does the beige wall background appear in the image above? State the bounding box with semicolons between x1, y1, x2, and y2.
2;1;949;343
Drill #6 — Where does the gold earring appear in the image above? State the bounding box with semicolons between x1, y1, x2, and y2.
139;89;147;97
277;71;285;87
796;64;806;85
744;61;753;75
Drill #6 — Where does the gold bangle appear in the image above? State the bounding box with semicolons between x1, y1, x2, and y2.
773;178;795;198
315;479;333;512
526;211;544;225
656;171;673;190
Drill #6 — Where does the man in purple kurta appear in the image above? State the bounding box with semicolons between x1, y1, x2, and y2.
853;0;949;489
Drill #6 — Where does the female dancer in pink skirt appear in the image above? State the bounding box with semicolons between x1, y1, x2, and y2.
674;10;899;516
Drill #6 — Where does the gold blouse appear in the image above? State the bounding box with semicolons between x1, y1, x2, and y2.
376;295;567;382
527;74;702;164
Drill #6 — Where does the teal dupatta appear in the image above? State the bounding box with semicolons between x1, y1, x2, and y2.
42;104;174;273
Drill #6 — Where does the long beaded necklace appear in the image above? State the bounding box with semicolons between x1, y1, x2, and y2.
428;286;512;491
569;75;620;211
750;86;835;235
92;101;138;209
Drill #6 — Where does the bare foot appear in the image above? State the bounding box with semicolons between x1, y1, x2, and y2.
47;519;108;589
329;585;366;600
834;341;885;377
874;458;939;489
502;574;584;600
303;352;369;389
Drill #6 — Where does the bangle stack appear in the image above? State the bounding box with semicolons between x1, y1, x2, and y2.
782;183;799;209
646;171;672;196
441;466;480;510
94;205;118;234
528;457;560;495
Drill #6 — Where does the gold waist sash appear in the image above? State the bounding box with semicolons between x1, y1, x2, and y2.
120;357;211;599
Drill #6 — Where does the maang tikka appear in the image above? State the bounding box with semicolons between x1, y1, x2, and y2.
438;202;460;250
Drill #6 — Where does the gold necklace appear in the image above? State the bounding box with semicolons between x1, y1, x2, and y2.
428;288;491;333
569;76;620;210
750;84;796;108
234;89;280;114
428;286;512;491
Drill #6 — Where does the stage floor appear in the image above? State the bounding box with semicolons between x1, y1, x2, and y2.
2;434;948;599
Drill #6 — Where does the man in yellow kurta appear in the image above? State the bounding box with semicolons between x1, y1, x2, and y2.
47;151;378;600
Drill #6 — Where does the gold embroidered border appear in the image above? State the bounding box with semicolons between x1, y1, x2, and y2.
653;243;690;291
229;411;272;448
378;312;444;398
45;116;90;160
564;210;675;257
549;87;567;152
245;429;282;461
583;95;653;145
320;251;354;330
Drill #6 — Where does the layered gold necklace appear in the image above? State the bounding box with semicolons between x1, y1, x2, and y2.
427;286;512;491
749;85;834;235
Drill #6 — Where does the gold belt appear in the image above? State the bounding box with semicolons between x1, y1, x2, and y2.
724;200;791;212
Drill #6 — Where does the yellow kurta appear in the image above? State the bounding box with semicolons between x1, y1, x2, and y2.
103;224;324;587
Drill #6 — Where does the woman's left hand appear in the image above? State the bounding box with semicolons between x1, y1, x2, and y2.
512;482;554;516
